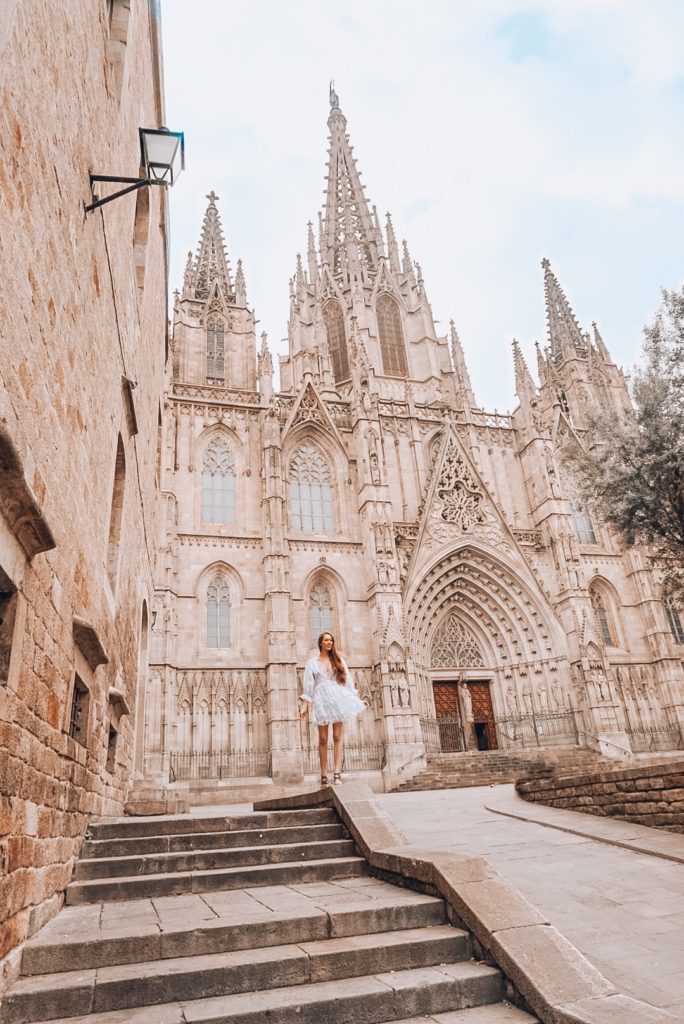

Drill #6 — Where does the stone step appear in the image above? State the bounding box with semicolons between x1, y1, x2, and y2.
86;806;337;840
22;893;447;976
79;821;346;860
16;961;507;1024
5;926;470;1023
65;855;370;904
73;838;356;880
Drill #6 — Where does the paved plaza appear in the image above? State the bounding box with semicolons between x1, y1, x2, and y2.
376;784;684;1020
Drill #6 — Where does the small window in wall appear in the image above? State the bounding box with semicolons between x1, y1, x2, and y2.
206;314;225;383
571;501;597;544
665;592;684;645
107;0;131;105
107;436;126;593
309;580;334;644
68;675;90;745
590;592;614;646
207;573;231;648
106;722;118;773
0;567;18;686
133;184;149;293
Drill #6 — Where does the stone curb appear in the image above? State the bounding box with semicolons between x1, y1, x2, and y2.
253;783;676;1024
485;788;684;865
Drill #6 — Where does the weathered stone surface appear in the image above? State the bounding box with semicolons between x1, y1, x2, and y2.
552;993;678;1024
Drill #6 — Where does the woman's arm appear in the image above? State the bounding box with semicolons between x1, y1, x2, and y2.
300;659;314;703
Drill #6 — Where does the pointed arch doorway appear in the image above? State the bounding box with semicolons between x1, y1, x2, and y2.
430;613;498;752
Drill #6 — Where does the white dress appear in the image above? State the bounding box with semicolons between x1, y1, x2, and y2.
301;657;366;726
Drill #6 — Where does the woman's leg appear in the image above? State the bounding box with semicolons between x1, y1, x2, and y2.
332;721;344;774
318;724;330;779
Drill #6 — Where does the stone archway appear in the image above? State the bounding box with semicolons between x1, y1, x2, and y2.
406;542;574;752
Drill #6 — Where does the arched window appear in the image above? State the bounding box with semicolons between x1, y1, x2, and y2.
590;589;614;646
289;443;334;532
377;293;407;377
309;580;334;643
431;614;485;669
202;437;235;523
664;591;684;645
571;500;597;544
323;300;349;383
206;314;225;382
106;436;126;592
207;573;231;648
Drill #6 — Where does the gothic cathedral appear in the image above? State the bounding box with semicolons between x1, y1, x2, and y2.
145;90;684;792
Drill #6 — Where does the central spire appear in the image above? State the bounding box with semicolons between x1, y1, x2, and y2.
542;258;588;364
322;84;382;278
192;192;233;302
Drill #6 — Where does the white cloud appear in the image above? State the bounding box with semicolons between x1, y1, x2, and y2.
162;0;684;411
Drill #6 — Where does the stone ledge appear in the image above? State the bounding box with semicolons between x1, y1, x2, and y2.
254;783;677;1024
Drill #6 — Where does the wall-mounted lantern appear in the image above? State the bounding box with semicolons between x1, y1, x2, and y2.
85;127;185;214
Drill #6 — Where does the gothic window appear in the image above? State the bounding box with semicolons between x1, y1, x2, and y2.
68;675;90;746
206;314;225;382
289;443;334;532
431;614;485;669
309;580;334;643
664;592;684;645
590;588;614;646
377;293;408;377
207;573;231;648
106;436;126;593
202;437;235;523
323;300;349;382
571;500;597;544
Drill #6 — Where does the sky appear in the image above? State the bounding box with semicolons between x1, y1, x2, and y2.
161;0;684;412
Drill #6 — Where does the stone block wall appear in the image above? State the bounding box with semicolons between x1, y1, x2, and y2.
516;760;684;834
0;0;167;983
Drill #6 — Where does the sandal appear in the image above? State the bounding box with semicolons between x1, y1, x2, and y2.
333;772;342;785
320;774;329;786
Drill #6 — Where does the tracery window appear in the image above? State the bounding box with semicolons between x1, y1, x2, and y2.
571;500;597;544
431;614;485;669
323;300;349;383
202;437;235;523
207;573;231;648
590;589;614;646
309;580;334;644
289;443;334;532
206;314;225;382
664;591;684;645
377;293;408;377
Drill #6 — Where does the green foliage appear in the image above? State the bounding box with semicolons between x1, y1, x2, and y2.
566;287;684;587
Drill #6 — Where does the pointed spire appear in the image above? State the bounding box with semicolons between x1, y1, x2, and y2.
235;258;246;306
322;84;379;277
385;212;400;273
258;331;273;403
592;321;611;363
401;239;412;277
372;205;384;254
512;339;537;406
542;258;588;365
535;341;548;387
182;250;194;297
449;320;476;407
193;191;233;301
307;221;318;285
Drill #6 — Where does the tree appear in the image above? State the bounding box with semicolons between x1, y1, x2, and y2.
565;286;684;589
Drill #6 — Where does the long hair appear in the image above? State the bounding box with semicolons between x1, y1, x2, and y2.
318;632;346;685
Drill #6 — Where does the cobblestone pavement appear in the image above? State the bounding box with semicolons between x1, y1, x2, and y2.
376;784;684;1019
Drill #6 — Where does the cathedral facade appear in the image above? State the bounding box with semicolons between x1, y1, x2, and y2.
146;90;684;793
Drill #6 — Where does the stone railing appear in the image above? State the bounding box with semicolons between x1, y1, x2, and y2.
516;759;684;834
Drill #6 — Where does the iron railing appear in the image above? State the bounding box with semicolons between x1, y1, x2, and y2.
301;743;386;774
625;726;683;754
421;711;579;754
169;750;270;781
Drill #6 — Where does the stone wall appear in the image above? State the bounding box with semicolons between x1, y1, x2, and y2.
0;0;167;984
516;760;684;834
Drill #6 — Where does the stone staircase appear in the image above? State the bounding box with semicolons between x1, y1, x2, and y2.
396;747;614;792
2;805;538;1024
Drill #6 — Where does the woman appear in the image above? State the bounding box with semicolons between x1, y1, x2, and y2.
299;632;367;785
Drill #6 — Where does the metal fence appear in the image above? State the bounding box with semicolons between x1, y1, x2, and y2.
301;743;386;774
495;712;579;749
626;726;683;754
421;711;579;754
169;750;270;781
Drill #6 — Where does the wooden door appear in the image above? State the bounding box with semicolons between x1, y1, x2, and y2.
466;682;498;750
432;682;465;752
